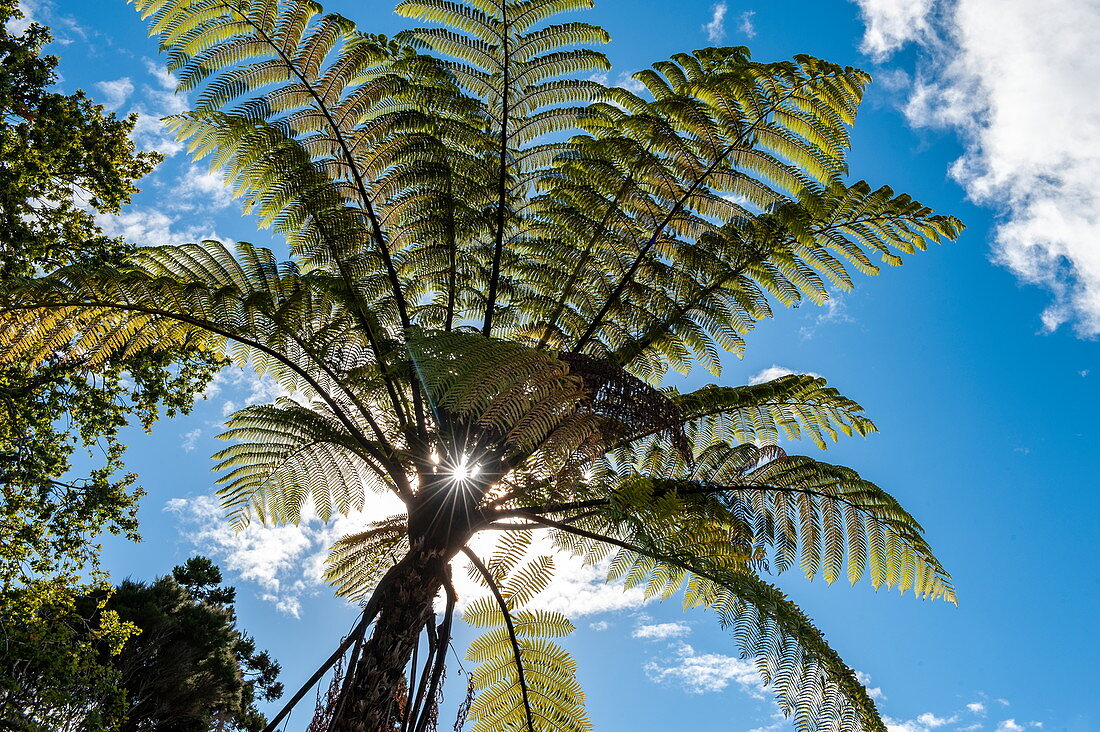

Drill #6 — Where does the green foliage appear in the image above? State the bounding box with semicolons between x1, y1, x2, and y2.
0;580;136;731
0;4;222;726
463;540;589;732
6;557;283;731
81;557;284;732
0;0;967;729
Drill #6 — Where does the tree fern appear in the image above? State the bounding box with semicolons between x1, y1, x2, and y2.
0;1;965;730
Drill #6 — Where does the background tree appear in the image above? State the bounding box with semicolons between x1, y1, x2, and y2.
0;0;964;730
0;1;221;727
78;556;284;732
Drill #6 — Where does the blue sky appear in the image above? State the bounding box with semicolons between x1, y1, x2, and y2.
18;0;1100;730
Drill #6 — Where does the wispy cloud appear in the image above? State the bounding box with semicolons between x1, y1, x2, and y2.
703;2;728;43
645;641;763;695
95;77;134;112
883;696;1040;732
632;621;691;640
738;10;757;38
855;0;1100;337
181;428;202;452
7;0;41;34
212;367;295;417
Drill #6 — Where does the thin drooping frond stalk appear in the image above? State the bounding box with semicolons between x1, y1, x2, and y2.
262;582;388;732
412;573;455;732
463;547;535;732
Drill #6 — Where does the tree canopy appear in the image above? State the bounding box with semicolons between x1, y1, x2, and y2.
0;2;221;726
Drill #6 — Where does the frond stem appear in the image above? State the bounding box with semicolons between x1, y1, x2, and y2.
461;546;535;732
481;2;512;338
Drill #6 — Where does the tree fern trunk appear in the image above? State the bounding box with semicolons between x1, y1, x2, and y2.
330;551;446;732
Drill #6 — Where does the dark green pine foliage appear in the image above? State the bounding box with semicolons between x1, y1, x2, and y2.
0;0;964;730
80;557;284;732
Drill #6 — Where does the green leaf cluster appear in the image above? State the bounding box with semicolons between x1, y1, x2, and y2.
0;3;223;724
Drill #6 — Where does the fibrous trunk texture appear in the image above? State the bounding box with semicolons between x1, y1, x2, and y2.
329;550;447;732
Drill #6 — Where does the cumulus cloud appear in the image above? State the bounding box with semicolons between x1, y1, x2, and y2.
615;72;648;95
165;493;406;617
851;0;937;60
856;0;1100;337
702;2;727;43
748;365;822;385
644;642;763;695
632;621;691;640
174;165;236;211
93;206;221;248
855;671;885;700
122;59;189;155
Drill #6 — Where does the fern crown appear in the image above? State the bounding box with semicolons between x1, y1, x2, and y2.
0;1;964;730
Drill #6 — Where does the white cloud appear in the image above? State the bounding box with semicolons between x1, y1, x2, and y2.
851;0;937;60
738;10;757;39
213;367;295;416
166;482;653;619
633;621;691;640
144;57;179;93
165;493;404;617
7;0;41;34
862;0;1100;337
616;72;647;94
181;428;202;452
95;77;134;112
884;696;1036;732
886;715;958;732
996;721;1024;732
589;620;610;631
174;165;236;211
122;59;189;155
855;671;885;700
702;2;728;43
94;207;220;247
748;365;822;385
457;530;651;617
644;642;763;695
